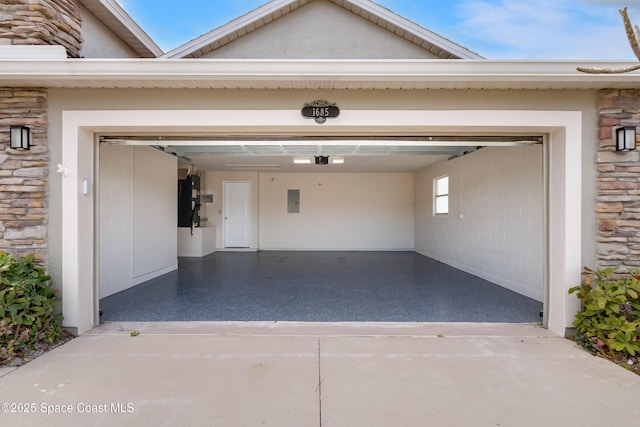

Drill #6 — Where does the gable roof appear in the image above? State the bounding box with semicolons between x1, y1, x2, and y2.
162;0;482;59
79;0;163;58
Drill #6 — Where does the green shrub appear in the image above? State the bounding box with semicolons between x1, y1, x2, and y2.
0;252;63;364
569;266;640;357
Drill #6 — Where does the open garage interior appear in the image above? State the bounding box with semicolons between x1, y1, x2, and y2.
97;135;544;323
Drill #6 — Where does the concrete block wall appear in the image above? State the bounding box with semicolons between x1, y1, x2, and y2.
0;88;49;263
415;146;544;301
597;89;640;271
0;0;82;58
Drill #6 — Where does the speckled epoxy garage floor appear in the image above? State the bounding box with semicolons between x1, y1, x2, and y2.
99;251;543;323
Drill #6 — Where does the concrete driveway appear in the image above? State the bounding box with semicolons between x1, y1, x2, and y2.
1;322;639;426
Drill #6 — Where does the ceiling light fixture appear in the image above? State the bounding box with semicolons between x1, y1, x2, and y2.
293;157;312;164
224;164;281;169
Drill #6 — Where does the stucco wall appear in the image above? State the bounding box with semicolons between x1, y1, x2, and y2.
201;1;440;59
79;5;138;58
415;146;544;301
45;88;599;289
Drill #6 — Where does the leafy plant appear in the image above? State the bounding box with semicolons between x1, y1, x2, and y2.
0;252;63;364
569;266;640;357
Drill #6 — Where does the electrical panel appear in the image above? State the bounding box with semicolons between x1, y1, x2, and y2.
178;175;200;228
288;189;300;213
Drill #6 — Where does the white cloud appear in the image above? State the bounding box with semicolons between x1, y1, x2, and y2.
454;0;639;59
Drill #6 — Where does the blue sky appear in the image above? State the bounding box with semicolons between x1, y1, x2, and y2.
116;0;640;59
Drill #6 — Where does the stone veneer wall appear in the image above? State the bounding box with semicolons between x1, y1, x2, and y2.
0;0;83;263
597;89;640;272
0;0;82;58
0;88;48;263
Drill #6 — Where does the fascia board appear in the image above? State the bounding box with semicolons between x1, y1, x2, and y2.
81;0;163;57
102;0;163;56
161;0;300;59
0;45;67;59
0;59;639;86
346;0;483;59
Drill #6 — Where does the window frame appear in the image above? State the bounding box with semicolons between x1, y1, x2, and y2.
434;175;449;216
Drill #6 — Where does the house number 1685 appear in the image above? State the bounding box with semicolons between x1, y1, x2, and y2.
312;107;330;117
301;100;340;123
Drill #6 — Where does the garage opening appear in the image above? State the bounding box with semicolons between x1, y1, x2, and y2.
97;135;544;324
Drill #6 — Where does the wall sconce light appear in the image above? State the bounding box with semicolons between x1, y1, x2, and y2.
616;126;636;152
10;125;31;150
293;157;312;164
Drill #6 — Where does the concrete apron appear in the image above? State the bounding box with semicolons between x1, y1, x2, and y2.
1;322;639;427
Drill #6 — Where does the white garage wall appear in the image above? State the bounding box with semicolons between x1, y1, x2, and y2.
99;143;133;298
259;173;415;250
99;145;178;298
415;146;544;301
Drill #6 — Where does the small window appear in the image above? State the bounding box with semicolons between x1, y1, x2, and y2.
434;176;449;215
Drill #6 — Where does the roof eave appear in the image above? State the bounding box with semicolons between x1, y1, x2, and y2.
161;0;301;59
79;0;163;58
0;58;638;90
346;0;483;59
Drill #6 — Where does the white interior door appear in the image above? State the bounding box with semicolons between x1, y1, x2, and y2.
224;181;251;248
